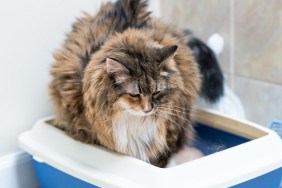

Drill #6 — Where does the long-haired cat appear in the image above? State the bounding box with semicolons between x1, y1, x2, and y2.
49;0;223;167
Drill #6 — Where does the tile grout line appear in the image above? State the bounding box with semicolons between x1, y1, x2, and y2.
230;0;235;90
234;73;282;88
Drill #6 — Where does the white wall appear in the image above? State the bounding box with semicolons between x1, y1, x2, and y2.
0;0;108;157
0;0;160;157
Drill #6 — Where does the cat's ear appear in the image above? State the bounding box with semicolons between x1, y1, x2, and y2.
106;58;129;83
159;45;178;62
158;45;178;68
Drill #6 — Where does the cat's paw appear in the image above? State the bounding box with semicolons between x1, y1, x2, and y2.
166;146;204;167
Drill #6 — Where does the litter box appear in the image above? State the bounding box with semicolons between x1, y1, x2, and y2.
18;109;282;188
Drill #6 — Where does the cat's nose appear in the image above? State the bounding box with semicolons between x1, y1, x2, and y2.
143;109;152;114
142;96;153;113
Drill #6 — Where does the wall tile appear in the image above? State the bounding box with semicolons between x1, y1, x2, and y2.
161;0;282;128
234;0;282;84
234;76;282;126
161;0;232;74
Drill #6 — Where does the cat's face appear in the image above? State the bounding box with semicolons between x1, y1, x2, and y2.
115;70;168;116
106;45;180;116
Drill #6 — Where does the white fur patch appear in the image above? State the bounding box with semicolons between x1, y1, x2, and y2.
112;112;166;162
160;71;169;77
166;146;204;168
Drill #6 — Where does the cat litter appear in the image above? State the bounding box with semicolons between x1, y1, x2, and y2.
19;109;282;188
269;120;282;139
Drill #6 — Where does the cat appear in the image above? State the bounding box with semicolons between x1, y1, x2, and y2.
49;0;223;167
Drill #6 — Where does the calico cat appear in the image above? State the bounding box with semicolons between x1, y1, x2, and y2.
49;0;223;167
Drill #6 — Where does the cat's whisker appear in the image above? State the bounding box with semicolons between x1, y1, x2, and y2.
158;108;193;125
160;105;202;120
157;106;190;114
91;114;120;124
158;106;191;117
157;113;190;132
158;109;193;124
159;104;191;112
159;105;200;120
155;111;191;131
153;112;165;123
190;112;201;119
160;104;189;110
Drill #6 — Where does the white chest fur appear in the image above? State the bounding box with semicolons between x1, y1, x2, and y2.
112;112;166;162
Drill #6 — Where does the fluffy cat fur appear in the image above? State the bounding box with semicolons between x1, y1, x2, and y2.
185;30;224;103
49;0;202;167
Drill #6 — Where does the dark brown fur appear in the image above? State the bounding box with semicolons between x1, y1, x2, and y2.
49;0;200;167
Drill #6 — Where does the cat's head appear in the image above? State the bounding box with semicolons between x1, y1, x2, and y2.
105;35;182;117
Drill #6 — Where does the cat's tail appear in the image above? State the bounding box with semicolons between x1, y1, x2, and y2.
105;0;151;31
184;30;224;103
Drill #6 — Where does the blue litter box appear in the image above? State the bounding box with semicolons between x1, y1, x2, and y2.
19;109;282;188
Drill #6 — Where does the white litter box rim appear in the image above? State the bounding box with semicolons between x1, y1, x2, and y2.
18;108;282;188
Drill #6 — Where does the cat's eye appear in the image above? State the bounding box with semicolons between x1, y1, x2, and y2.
152;91;161;97
129;93;140;98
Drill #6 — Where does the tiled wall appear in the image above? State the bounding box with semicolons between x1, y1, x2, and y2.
161;0;282;126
